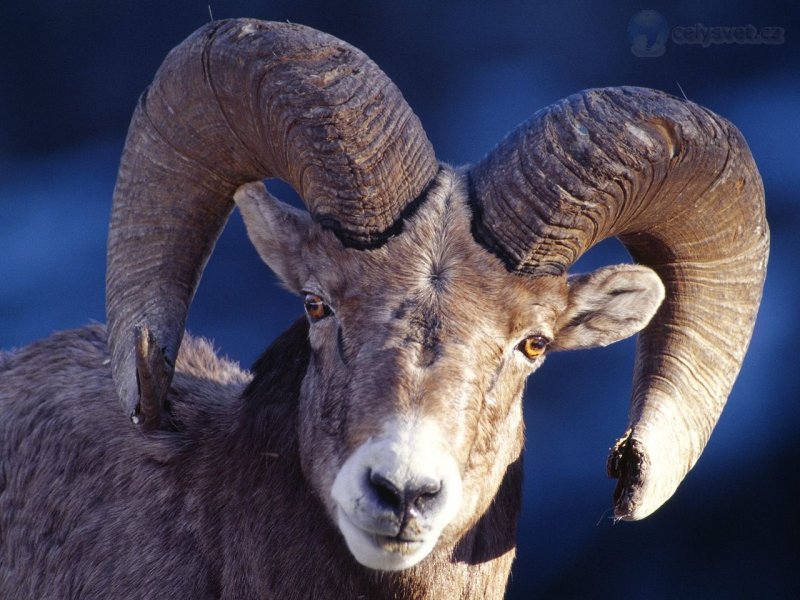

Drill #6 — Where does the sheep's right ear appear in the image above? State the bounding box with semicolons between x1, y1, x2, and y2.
234;181;311;293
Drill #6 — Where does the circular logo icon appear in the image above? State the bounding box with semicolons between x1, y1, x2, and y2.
628;10;669;57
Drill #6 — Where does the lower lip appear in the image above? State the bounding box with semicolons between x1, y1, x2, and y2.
372;534;425;556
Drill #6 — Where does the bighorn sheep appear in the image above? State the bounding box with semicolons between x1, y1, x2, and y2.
0;18;768;599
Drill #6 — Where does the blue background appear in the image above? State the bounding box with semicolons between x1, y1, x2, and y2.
1;2;797;597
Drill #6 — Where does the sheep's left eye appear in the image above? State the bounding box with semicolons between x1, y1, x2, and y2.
518;335;549;360
303;294;331;322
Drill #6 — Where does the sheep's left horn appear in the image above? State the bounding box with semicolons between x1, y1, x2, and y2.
468;87;768;520
106;19;437;428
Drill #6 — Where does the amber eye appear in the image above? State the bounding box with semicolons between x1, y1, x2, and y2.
303;293;331;322
518;335;549;360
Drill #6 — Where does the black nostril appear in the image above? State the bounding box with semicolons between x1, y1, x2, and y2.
407;479;442;512
369;470;404;512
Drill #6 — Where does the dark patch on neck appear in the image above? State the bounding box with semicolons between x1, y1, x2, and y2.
243;317;310;408
316;166;445;250
454;454;523;565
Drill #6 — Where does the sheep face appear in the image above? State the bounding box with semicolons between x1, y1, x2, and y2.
234;167;664;571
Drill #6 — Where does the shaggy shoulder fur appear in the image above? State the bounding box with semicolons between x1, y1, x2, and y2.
0;321;519;599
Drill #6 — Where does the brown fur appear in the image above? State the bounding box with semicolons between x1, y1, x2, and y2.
1;168;662;598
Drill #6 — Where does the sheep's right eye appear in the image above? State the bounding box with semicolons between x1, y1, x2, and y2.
303;293;331;322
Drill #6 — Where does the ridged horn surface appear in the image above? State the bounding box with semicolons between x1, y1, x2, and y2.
106;19;437;426
469;87;769;519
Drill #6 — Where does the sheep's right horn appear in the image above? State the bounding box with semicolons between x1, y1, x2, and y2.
469;87;769;520
106;19;437;427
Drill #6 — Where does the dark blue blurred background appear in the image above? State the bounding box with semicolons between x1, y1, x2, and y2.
1;1;797;597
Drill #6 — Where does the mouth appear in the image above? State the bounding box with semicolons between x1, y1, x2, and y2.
336;507;437;571
371;532;426;556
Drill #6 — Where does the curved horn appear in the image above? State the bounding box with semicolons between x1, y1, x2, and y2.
106;19;437;427
469;87;768;520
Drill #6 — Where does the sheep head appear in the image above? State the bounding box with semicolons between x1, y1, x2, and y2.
106;19;768;571
234;173;662;569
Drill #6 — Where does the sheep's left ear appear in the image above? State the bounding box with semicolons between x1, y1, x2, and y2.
234;181;311;293
552;264;665;351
